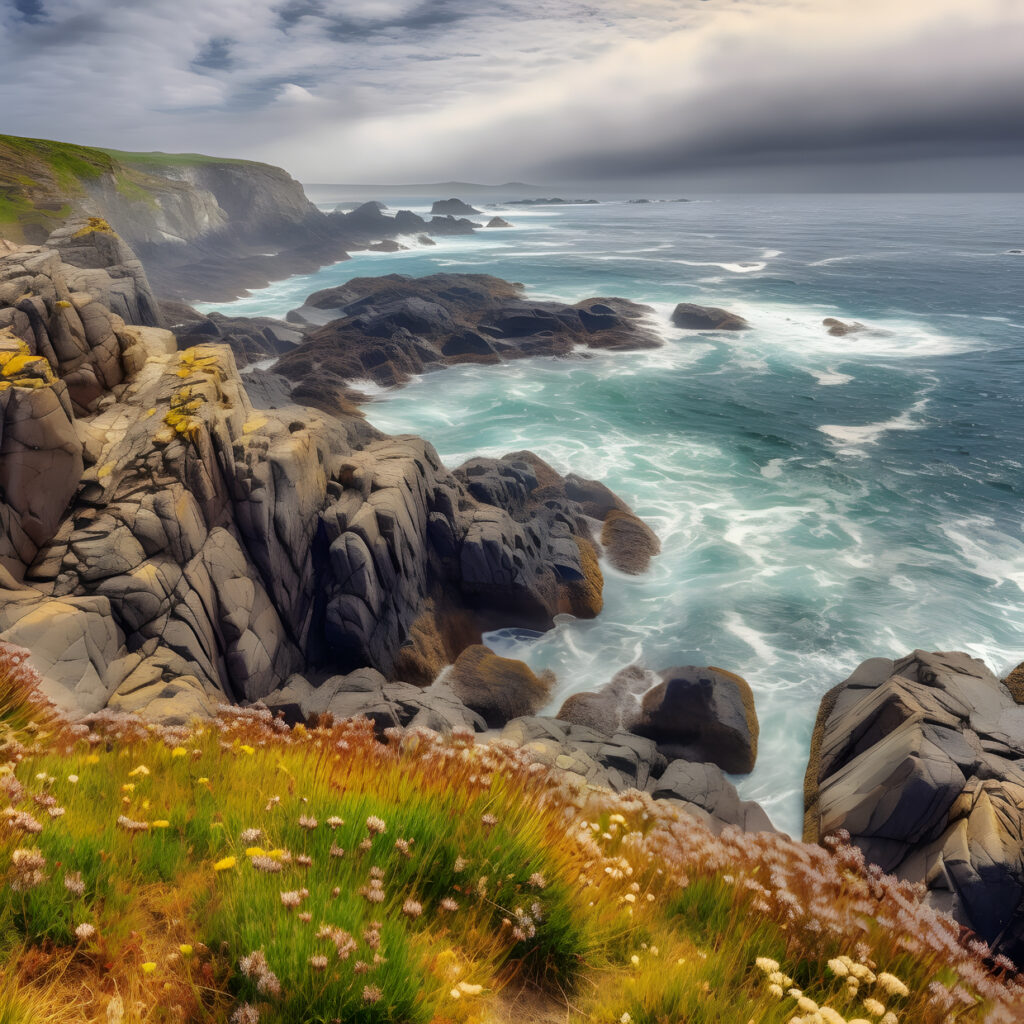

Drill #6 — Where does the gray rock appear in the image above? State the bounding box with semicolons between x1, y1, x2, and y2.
806;649;1024;962
671;303;749;331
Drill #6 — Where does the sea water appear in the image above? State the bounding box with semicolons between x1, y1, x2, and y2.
200;193;1024;836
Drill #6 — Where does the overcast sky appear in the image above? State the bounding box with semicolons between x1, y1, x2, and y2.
2;0;1023;189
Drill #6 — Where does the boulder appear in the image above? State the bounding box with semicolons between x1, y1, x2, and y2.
557;664;657;734
805;650;1024;962
671;303;749;331
634;666;759;774
486;217;513;228
445;644;554;728
647;759;774;833
600;509;660;574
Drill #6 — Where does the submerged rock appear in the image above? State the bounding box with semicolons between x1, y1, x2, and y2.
600;509;660;574
805;649;1024;961
671;303;749;331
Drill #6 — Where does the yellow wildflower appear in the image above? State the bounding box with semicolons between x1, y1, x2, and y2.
86;754;100;765
268;849;285;860
179;945;193;956
246;847;267;857
129;765;150;778
213;856;236;872
141;962;156;974
197;777;209;785
171;747;187;758
152;820;170;829
239;745;255;756
121;783;135;793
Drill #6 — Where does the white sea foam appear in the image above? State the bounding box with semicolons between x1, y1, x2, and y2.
819;396;930;454
940;516;1024;594
673;259;767;274
809;368;854;386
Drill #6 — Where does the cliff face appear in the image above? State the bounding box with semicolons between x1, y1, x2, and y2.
0;135;318;248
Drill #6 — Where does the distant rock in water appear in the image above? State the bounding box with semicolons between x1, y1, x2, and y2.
431;198;481;216
671;302;750;331
279;273;661;399
367;240;406;252
822;317;866;337
504;198;598;206
1007;249;1023;255
417;234;437;246
805;649;1024;963
486;217;512;228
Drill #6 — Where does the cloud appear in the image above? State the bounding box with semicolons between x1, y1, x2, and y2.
0;0;1020;187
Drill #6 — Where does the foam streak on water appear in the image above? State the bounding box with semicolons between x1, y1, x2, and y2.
206;193;1024;836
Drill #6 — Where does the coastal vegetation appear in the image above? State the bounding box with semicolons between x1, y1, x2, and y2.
2;643;1021;1024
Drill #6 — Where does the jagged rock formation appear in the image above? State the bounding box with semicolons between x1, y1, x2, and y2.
0;243;654;727
805;650;1024;961
277;273;661;406
431;199;481;216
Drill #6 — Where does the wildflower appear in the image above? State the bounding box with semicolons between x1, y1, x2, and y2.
250;856;282;873
327;816;344;829
440;897;459;912
453;856;468;872
358;838;373;852
819;1009;846;1024
265;795;280;810
480;813;497;828
528;872;546;889
876;973;909;998
394;838;412;858
65;871;85;896
240;828;262;844
86;754;100;765
239;745;255;755
797;996;819;1013
3;809;43;834
457;982;483;996
828;958;850;977
863;998;886;1017
152;820;170;829
296;854;312;867
332;886;341;897
880;1015;898;1024
141;962;156;974
213;856;236;872
280;890;304;909
366;815;386;835
363;926;381;949
768;985;784;999
362;986;382;1004
630;955;640;966
179;945;193;956
330;844;345;858
298;815;317;830
402;899;423;919
197;777;209;785
230;1004;259;1024
309;955;328;971
620;1015;632;1024
171;747;187;758
75;922;96;941
298;912;311;923
128;765;150;778
68;774;79;784
756;957;780;973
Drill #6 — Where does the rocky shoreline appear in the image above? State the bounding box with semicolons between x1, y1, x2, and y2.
2;169;1024;965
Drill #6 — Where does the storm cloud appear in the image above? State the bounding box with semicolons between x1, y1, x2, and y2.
0;0;1020;189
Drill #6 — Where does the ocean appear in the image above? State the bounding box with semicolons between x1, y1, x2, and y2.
198;192;1024;836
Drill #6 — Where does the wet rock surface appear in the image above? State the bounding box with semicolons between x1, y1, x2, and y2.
805;649;1024;961
671;302;749;331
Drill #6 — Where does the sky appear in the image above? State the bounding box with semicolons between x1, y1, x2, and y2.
1;0;1023;189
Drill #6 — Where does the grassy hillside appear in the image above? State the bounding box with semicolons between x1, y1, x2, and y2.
1;641;1021;1024
0;134;270;243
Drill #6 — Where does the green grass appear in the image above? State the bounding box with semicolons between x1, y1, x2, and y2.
0;645;1021;1024
101;148;274;170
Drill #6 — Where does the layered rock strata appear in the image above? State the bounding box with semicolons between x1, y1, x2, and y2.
805;650;1024;961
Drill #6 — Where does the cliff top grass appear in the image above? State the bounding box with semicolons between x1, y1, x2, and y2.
0;133;274;242
2;640;1022;1024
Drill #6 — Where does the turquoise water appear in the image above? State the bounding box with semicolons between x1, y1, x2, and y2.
201;194;1024;835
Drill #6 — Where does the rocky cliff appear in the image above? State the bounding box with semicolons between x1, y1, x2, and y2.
0;135;479;302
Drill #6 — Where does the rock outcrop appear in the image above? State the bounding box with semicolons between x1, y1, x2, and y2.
805;650;1024;961
445;644;554;727
671;303;750;331
0;247;656;726
277;273;661;405
486;217;512;228
431;199;481;216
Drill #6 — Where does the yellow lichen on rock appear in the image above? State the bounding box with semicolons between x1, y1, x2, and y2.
71;216;117;238
0;333;56;388
163;385;206;441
